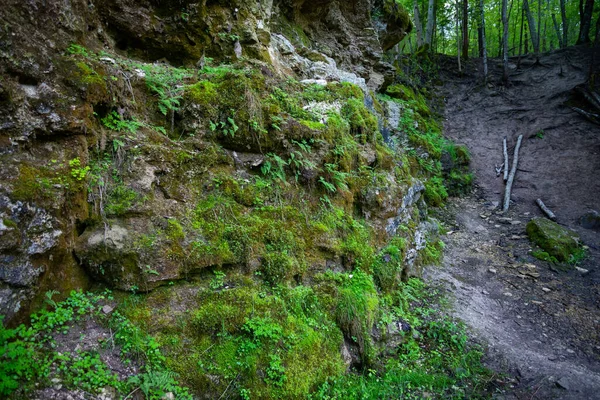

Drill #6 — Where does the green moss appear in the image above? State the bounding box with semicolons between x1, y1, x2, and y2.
105;185;140;216
531;250;559;264
299;119;326;131
166;219;185;241
184;80;218;109
341;99;379;144
373;237;407;292
424;176;448;206
526;218;582;264
2;218;17;229
383;0;411;28
420;240;445;265
318;269;378;364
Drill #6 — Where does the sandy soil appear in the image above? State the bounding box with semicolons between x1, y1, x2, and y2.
427;47;600;399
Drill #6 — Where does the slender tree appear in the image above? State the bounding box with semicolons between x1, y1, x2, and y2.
502;0;510;83
523;0;540;56
480;0;488;80
457;0;462;71
462;0;469;58
552;13;564;48
413;0;425;47
478;3;484;57
577;0;595;44
560;0;568;47
425;0;436;45
518;6;525;67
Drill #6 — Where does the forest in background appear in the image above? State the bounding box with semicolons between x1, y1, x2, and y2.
392;0;600;59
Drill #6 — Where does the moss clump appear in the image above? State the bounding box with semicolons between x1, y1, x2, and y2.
184;80;218;110
383;0;411;28
424;176;448;207
526;218;583;264
105;185;140;216
341;98;379;144
299;119;326;131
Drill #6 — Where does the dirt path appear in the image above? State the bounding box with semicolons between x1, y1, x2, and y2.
427;48;600;399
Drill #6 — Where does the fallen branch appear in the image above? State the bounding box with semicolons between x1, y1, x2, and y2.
503;137;509;181
575;86;600;112
571;107;600;125
503;135;523;213
536;198;556;220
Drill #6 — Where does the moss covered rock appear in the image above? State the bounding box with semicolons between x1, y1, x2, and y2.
526;218;582;263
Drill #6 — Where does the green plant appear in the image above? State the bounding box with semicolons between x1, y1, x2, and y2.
261;153;288;182
318;177;337;193
210;270;226;290
66;43;89;56
210;113;239;137
68;158;90;181
101;111;141;134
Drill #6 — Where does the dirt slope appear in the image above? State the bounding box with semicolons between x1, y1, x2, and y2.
429;47;600;399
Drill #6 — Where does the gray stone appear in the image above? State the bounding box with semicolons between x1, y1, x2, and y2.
580;210;600;230
556;377;571;390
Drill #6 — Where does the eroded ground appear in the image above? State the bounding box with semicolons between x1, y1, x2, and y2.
428;47;600;399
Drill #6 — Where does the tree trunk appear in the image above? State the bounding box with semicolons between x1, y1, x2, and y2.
537;0;542;52
525;24;529;54
498;14;503;57
502;0;510;84
462;0;469;59
523;0;539;56
457;0;462;71
560;0;568;47
577;0;595;44
589;13;600;85
425;0;436;45
512;0;520;55
478;24;484;57
413;0;424;47
518;6;524;67
553;14;564;48
480;0;488;80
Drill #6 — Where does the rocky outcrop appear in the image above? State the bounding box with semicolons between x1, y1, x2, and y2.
0;0;414;324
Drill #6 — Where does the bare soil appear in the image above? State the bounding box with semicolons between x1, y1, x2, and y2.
427;47;600;399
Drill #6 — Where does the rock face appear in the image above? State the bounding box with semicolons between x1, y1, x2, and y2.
0;0;416;324
526;217;582;263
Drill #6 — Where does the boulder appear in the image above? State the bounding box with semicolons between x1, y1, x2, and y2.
579;210;600;230
526;218;581;263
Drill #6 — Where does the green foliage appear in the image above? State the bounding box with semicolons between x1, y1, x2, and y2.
373;238;407;292
531;250;559;264
101;111;141;134
209;270;226;290
68;158;90;181
421;240;445;265
312;279;492;399
0;290;190;397
105;184;140;216
209;113;239;137
341;98;379;144
139;64;191;116
66;43;89;56
424;176;448;206
0;317;42;396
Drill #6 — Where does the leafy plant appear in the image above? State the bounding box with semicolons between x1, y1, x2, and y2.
101;111;141;134
210;270;226;290
210;113;239;137
68;158;90;181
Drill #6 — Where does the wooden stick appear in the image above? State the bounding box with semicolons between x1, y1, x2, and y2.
571;107;600;125
503;135;523;213
536;198;556;220
503;137;509;181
